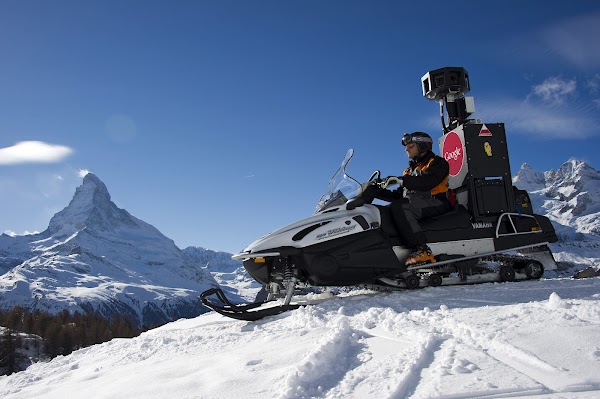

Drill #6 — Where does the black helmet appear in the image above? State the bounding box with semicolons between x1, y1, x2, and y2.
402;131;433;152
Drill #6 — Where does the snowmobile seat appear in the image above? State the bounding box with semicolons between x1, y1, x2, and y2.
375;203;471;245
420;204;471;231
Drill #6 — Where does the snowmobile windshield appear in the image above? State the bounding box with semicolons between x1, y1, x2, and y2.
315;149;361;213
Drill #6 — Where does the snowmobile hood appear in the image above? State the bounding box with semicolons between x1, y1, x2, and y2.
232;203;381;260
233;148;378;261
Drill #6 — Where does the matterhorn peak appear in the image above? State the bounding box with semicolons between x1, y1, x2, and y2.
83;172;107;188
46;173;135;236
0;173;219;329
79;172;111;203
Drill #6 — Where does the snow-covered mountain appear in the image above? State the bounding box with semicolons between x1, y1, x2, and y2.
513;159;600;270
0;173;220;328
182;246;261;302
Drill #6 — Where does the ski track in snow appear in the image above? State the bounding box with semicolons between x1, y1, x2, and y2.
1;278;600;399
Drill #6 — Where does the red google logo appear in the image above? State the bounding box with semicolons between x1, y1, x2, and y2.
442;131;464;177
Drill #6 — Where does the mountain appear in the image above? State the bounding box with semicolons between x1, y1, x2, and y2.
182;246;261;302
513;159;600;271
0;173;220;328
511;162;546;192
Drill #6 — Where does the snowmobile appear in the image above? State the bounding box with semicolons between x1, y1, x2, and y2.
200;67;559;321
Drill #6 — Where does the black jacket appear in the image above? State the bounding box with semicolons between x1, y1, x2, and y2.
364;150;449;203
402;150;449;194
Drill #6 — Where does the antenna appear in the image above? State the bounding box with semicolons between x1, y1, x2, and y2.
421;67;475;133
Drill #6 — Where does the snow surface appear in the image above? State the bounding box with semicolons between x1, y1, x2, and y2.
1;277;599;399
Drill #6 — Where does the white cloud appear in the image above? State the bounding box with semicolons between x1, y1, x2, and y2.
473;75;600;139
427;74;599;140
78;169;90;177
476;96;597;139
540;12;600;69
0;141;73;165
530;77;576;105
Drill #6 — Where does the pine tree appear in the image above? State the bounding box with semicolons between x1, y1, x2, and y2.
1;306;143;375
0;328;26;375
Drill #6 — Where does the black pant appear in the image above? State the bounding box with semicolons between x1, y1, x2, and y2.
389;196;449;248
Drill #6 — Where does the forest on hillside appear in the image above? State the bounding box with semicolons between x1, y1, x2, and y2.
0;307;141;375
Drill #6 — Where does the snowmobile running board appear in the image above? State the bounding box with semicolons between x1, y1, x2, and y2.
200;288;302;321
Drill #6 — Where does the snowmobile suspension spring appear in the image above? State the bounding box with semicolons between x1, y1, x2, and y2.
283;257;295;281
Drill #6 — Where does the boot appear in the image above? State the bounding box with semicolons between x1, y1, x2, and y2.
405;244;435;266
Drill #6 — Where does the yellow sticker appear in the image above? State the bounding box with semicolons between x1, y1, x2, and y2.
484;142;492;157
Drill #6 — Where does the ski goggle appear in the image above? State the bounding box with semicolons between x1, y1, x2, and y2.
402;133;433;146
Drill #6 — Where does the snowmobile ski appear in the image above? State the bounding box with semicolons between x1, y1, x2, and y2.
200;288;302;321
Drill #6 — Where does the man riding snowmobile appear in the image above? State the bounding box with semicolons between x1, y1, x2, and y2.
364;131;451;265
200;66;559;321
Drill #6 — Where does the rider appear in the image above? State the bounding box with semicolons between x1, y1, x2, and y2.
380;132;451;265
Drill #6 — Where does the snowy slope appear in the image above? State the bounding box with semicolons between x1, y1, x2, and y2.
513;160;600;271
0;174;219;327
0;278;599;399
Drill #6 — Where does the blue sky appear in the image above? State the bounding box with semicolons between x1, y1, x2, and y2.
1;1;599;253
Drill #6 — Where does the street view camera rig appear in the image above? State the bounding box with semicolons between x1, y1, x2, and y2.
420;66;515;221
421;67;475;133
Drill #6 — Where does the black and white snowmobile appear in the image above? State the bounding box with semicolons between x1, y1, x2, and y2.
201;67;558;321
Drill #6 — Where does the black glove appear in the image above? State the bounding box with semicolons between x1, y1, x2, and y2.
380;176;403;189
